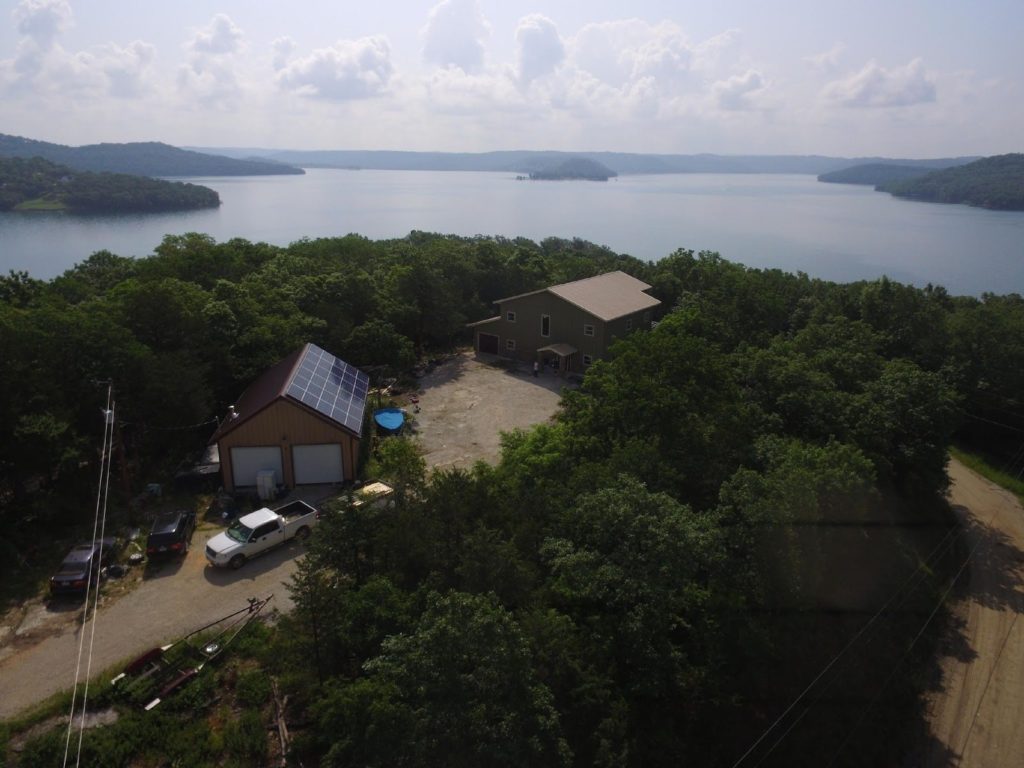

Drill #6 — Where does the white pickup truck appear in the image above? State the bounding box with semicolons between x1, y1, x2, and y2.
205;500;319;570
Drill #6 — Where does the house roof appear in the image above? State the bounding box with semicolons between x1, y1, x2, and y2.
496;270;661;322
210;343;369;443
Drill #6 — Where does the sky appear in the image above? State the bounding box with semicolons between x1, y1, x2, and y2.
0;0;1021;157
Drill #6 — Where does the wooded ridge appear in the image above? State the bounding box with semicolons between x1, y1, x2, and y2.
0;156;220;213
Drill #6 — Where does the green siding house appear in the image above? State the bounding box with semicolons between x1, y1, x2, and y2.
468;271;661;373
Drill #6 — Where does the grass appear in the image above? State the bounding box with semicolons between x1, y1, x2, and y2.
950;446;1024;505
13;197;66;211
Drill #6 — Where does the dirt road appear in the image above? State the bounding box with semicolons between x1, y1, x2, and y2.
0;539;301;720
924;458;1024;766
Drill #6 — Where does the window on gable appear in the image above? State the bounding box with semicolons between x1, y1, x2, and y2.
506;311;516;322
541;314;550;337
583;324;595;337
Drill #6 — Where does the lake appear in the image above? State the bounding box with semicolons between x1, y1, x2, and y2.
2;169;1022;295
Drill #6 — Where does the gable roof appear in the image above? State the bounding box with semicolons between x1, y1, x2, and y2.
496;271;660;322
211;343;369;443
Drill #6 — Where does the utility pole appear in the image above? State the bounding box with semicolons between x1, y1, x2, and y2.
112;397;134;524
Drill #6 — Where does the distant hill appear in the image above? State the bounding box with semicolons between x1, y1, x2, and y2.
0;156;220;213
818;163;941;186
529;157;617;181
189;147;981;176
0;134;304;177
878;154;1024;211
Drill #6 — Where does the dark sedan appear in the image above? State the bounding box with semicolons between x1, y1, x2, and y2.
50;538;117;596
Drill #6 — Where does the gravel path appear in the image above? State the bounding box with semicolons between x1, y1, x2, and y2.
0;537;301;720
923;458;1024;766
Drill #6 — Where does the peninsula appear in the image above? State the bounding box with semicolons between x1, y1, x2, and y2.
0;133;304;177
878;154;1024;211
0;156;220;213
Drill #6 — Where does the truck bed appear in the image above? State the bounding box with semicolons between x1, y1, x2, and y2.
274;500;318;521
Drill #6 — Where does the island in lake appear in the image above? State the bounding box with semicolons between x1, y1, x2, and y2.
525;157;617;181
0;156;220;213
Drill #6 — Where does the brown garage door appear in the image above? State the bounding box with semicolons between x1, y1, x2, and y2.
478;333;498;354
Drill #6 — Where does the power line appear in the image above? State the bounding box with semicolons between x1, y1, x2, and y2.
75;399;116;767
748;525;966;768
63;386;113;768
730;514;965;767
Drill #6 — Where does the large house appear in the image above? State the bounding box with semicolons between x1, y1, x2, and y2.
210;343;369;492
468;271;661;374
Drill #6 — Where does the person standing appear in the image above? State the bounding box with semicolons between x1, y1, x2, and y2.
533;360;539;377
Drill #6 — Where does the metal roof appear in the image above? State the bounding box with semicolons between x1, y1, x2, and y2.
496;271;660;322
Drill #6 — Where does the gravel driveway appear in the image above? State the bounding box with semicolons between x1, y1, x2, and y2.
0;350;567;720
412;351;566;470
0;534;302;720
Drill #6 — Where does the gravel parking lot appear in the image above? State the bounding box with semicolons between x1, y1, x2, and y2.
410;351;567;470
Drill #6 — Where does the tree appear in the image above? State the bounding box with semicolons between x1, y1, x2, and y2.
314;592;571;768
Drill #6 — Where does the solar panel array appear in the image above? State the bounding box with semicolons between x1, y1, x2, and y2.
285;344;369;435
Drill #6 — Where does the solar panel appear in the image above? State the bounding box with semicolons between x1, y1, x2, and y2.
285;344;370;435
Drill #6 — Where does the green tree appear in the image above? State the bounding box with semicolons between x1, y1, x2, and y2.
314;591;571;768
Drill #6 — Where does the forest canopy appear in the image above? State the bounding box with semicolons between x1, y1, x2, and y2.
879;153;1024;210
0;156;220;213
3;233;1024;765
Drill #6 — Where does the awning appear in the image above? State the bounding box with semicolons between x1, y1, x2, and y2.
466;316;501;328
537;343;577;356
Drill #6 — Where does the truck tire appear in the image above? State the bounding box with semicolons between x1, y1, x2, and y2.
296;526;311;542
229;554;246;570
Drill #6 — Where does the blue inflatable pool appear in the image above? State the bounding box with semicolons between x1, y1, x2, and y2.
374;408;405;434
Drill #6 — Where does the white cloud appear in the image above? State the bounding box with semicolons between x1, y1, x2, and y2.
13;0;71;50
823;58;936;108
189;13;243;56
422;0;490;73
514;15;564;85
178;14;246;105
805;43;844;73
713;69;765;110
277;36;394;100
2;0;155;98
272;36;296;71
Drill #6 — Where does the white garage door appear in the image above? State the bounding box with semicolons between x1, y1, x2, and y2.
230;446;283;487
293;443;344;484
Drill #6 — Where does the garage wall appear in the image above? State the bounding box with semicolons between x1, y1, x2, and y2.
217;400;358;490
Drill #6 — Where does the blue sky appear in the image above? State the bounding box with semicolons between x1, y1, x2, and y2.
0;0;1021;156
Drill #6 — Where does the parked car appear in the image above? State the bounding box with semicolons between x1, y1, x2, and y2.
146;510;197;561
50;538;118;596
205;500;318;570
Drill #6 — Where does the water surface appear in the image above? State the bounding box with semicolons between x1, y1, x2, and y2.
1;170;1021;295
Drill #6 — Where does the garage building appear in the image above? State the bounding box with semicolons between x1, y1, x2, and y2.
210;343;369;492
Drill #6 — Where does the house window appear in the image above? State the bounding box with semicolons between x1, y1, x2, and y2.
506;311;516;322
541;314;550;337
583;354;593;366
506;339;516;351
625;318;633;331
643;311;651;324
583;324;595;337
